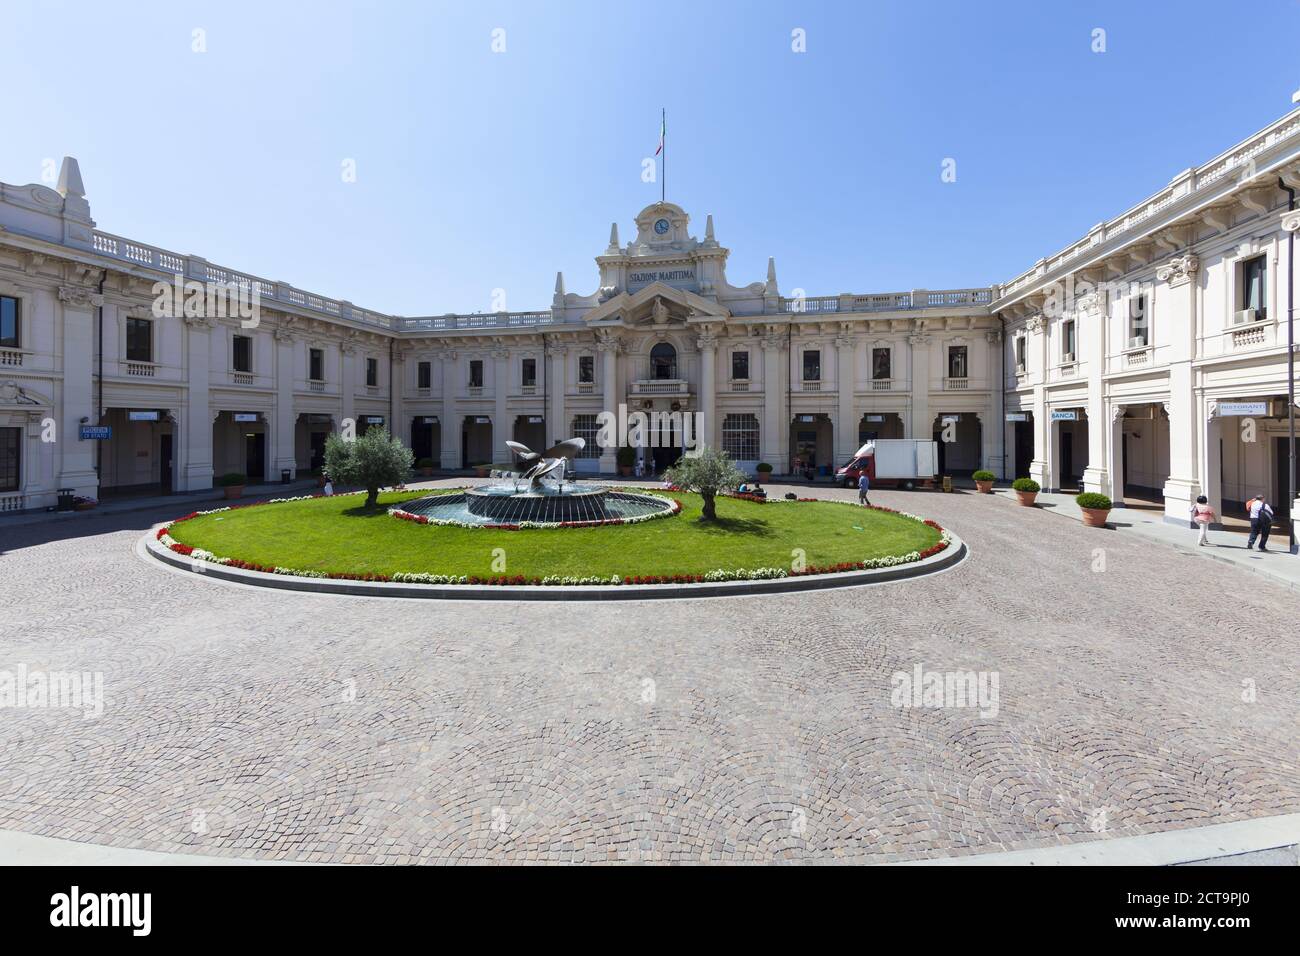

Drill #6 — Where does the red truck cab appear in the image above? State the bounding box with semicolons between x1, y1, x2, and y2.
835;455;876;488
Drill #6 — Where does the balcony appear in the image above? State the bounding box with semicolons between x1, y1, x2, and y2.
0;347;24;367
729;380;750;392
943;377;969;390
1122;347;1152;368
231;371;254;385
630;378;689;397
870;378;893;391
798;379;823;392
125;361;156;377
309;380;326;392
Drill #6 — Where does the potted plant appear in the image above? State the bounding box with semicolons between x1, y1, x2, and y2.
616;446;636;477
755;462;773;482
72;495;97;512
416;457;435;477
473;462;491;478
972;469;995;494
217;472;248;499
1076;491;1113;527
1011;477;1039;507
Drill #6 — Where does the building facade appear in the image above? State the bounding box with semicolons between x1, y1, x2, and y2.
1;108;1297;543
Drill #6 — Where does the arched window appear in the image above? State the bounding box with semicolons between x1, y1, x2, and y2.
650;343;677;380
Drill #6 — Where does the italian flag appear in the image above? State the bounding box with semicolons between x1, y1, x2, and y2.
655;114;665;156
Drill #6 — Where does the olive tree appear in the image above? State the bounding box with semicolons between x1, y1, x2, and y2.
324;426;414;508
664;445;746;522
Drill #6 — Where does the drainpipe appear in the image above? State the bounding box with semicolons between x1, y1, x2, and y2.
1281;176;1296;553
95;269;107;480
999;310;1007;481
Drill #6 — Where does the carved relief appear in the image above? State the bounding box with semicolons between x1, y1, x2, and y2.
1155;254;1200;288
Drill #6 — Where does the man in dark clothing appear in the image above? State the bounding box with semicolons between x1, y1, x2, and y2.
1246;494;1274;552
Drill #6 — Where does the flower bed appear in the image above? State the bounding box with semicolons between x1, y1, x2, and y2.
387;492;681;530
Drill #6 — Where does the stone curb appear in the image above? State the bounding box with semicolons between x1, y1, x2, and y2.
142;526;968;601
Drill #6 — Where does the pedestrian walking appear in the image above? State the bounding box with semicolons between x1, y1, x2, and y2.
857;470;871;506
1246;494;1274;551
1189;495;1215;546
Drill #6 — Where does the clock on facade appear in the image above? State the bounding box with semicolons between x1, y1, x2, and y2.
654;218;670;235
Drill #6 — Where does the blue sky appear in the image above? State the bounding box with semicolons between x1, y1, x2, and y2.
4;0;1299;315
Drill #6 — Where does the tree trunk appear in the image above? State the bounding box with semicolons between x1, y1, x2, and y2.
700;490;716;521
366;486;379;508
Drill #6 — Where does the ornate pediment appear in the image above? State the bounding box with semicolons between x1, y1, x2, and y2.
582;281;728;328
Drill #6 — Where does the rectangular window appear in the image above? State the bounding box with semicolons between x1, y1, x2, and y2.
1241;256;1266;319
572;414;601;457
1014;336;1027;371
1061;320;1076;361
0;426;18;492
731;350;749;380
417;361;431;389
1128;294;1148;348
469;360;484;388
0;295;19;349
872;347;891;380
947;345;968;379
521;358;536;387
366;357;378;387
232;334;251;372
578;355;594;384
802;349;821;381
722;413;760;461
126;317;153;363
309;348;324;381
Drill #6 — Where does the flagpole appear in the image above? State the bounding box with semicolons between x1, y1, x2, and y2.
661;107;665;203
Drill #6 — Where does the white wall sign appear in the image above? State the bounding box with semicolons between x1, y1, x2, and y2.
233;413;258;423
1051;410;1078;421
365;416;385;424
1218;401;1267;417
128;410;159;422
1005;412;1028;422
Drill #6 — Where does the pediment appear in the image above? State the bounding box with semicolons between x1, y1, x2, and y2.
583;282;729;326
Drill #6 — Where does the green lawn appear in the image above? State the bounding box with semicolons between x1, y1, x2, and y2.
166;491;941;579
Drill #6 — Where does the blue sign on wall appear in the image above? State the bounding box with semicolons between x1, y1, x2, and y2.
79;425;111;440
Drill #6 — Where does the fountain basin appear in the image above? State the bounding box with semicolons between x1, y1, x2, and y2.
395;486;677;527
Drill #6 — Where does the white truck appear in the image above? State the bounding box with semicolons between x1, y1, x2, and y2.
834;440;938;490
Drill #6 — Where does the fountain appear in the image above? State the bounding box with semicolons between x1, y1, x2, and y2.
397;437;675;526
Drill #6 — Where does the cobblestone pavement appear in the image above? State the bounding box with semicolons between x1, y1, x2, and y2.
1;484;1297;864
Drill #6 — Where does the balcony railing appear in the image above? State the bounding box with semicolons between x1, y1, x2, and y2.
400;311;556;332
0;347;23;367
125;361;155;377
231;371;254;385
780;288;992;315
870;378;893;391
0;493;24;513
944;377;969;390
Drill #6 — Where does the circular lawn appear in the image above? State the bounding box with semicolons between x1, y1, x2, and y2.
161;489;947;584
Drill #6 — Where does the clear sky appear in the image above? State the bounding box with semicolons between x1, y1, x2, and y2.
4;1;1299;316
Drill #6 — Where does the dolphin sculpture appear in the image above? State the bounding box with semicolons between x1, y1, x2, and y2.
505;437;587;490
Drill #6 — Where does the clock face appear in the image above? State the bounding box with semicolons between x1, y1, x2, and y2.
654;218;670;235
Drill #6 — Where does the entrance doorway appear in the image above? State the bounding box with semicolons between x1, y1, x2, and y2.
160;434;174;493
245;432;266;483
790;413;832;477
1013;418;1033;479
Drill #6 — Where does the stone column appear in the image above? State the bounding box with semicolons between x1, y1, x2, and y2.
1203;400;1223;526
985;328;1005;477
1157;255;1202;522
697;328;717;452
1027;316;1050;489
598;336;619;474
340;338;357;435
56;286;100;498
271;325;296;478
492;348;510;463
548;344;567;446
760;330;786;470
1107;404;1126;504
180;313;214;491
390;349;405;451
1081;291;1111;496
835;327;856;465
439;350;460;469
907;331;931;441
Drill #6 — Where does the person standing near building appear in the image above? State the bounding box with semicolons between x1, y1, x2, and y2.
1189;495;1215;546
1246;494;1274;552
857;470;871;507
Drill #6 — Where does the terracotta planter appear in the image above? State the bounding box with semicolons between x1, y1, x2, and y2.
619;465;633;477
1014;490;1038;507
73;502;96;512
223;485;245;500
419;467;434;477
756;469;773;482
975;480;994;494
474;467;490;478
1080;506;1110;528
